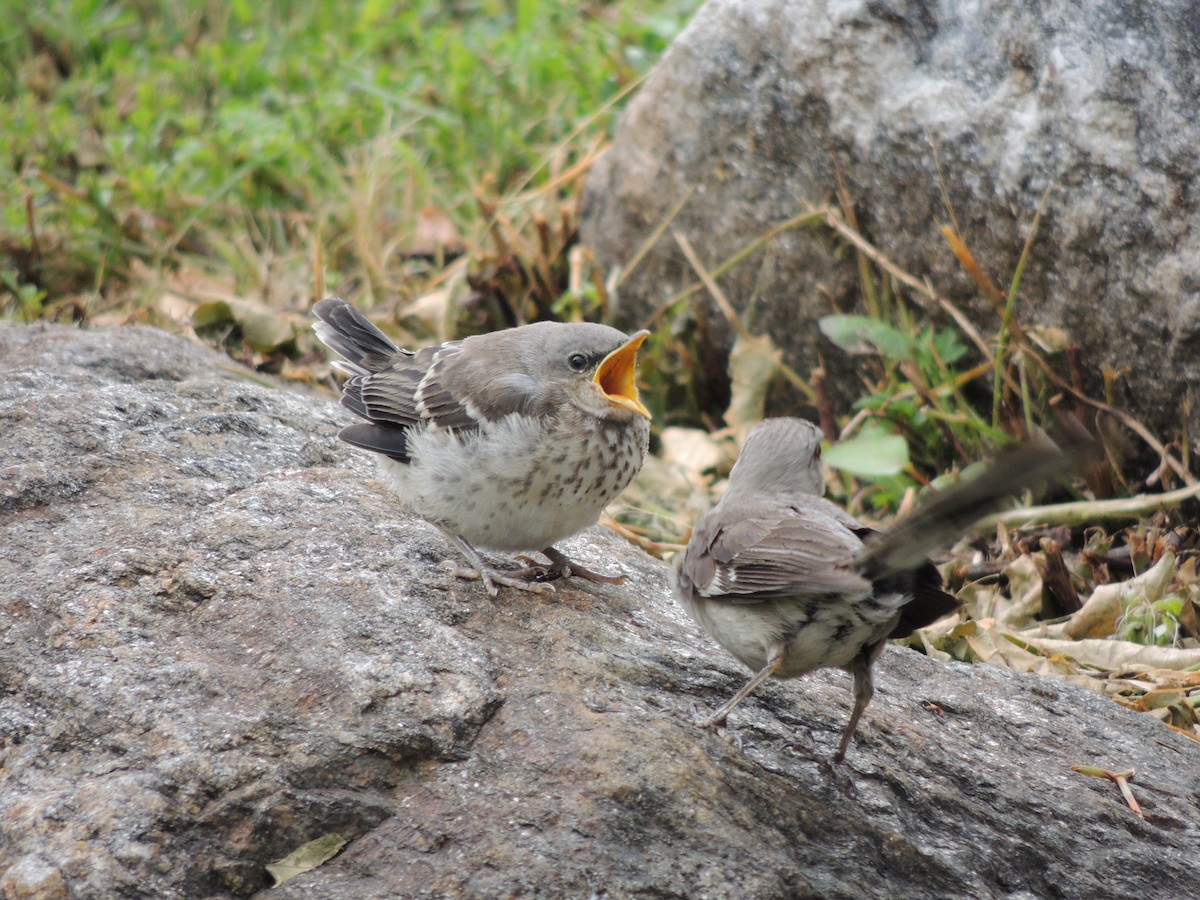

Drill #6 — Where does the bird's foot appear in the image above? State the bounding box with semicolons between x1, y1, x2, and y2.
529;547;628;586
689;702;728;730
810;751;858;793
686;705;729;734
511;556;555;581
444;561;556;597
681;703;743;748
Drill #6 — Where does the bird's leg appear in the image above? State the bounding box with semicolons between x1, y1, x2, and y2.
695;644;787;729
833;640;886;763
437;528;554;597
513;546;628;586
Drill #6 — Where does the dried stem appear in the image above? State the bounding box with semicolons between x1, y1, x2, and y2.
673;230;817;403
976;481;1200;530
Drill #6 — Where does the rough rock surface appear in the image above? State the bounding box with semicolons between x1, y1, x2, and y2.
583;0;1200;443
1;322;1197;898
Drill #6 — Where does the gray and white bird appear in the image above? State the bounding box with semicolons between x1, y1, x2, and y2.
673;417;1075;762
313;298;652;596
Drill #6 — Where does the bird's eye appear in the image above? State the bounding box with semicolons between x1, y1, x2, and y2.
568;353;588;372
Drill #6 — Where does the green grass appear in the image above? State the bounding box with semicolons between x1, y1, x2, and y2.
0;0;697;319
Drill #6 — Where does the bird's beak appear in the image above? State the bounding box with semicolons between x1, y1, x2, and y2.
594;330;652;420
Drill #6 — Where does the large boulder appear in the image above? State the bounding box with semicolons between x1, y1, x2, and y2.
583;0;1200;445
1;322;1196;897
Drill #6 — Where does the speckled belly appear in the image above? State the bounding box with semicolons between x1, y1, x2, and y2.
685;592;904;678
378;413;647;551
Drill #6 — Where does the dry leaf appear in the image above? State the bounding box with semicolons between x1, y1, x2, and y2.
157;292;196;327
193;297;298;352
266;832;347;886
660;427;726;485
398;265;468;341
1026;324;1072;353
1052;552;1177;640
999;554;1044;626
1017;637;1200;671
724;333;781;430
411;205;463;257
617;451;715;543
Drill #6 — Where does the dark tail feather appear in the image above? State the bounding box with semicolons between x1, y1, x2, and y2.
856;442;1089;582
312;298;403;372
885;562;959;638
338;423;411;462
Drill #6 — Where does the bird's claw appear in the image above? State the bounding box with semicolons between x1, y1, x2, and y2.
538;548;627;585
678;702;742;748
688;701;727;730
511;558;558;582
443;561;556;596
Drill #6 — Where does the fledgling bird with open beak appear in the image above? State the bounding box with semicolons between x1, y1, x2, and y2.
313;298;651;596
672;417;1076;762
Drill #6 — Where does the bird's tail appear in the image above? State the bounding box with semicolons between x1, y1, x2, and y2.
855;442;1089;582
312;298;404;375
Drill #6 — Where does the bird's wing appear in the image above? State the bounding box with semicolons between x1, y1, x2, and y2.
409;335;559;431
352;333;558;435
679;495;871;604
314;301;560;461
352;342;460;430
854;442;1084;579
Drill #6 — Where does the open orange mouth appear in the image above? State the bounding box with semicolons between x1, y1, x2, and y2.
594;330;651;419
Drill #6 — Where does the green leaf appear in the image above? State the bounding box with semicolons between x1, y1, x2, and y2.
1155;596;1184;617
823;428;910;477
818;314;912;361
266;833;347;887
933;327;969;366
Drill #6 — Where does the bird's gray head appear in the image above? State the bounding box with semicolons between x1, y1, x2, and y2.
465;321;651;422
726;417;825;497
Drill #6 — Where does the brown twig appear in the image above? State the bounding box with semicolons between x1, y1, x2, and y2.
506;71;648;199
812;365;837;441
24;191;41;260
941;225;1006;306
672;230;817;403
1039;537;1082;616
617;186;696;292
602;514;680;558
673;230;751;341
1068;765;1142;817
833;159;881;318
899;358;972;462
822;207;1016;397
826;206;1194;485
642;208;828;329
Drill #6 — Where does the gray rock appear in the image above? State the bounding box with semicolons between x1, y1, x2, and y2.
583;0;1200;445
1;322;1196;898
